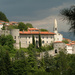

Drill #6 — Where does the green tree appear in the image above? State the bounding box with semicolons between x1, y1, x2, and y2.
40;29;48;31
62;39;69;44
4;51;11;75
32;35;36;47
0;46;7;75
8;25;18;30
18;22;28;31
60;6;75;34
44;51;50;69
39;34;42;47
55;51;68;75
2;25;5;30
0;11;9;22
0;35;15;50
26;23;33;28
28;48;37;73
5;35;15;49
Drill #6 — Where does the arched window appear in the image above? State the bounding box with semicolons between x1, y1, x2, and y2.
55;49;57;53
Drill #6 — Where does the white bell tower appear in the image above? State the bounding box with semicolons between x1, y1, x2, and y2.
53;19;63;42
54;19;58;33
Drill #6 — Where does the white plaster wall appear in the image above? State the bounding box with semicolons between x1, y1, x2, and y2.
0;25;3;30
72;45;75;54
54;42;65;50
10;29;20;49
66;46;72;54
20;35;32;48
54;33;63;42
20;34;54;48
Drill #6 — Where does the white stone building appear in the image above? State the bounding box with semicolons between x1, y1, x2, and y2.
66;43;75;54
19;28;55;48
0;23;3;30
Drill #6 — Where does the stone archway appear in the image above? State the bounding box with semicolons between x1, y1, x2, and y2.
55;49;57;53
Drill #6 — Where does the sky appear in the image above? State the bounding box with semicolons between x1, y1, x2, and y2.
0;0;75;32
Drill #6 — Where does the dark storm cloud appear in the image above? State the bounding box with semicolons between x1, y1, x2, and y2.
0;0;75;21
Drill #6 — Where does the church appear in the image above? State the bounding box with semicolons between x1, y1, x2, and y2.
12;19;63;49
0;19;63;49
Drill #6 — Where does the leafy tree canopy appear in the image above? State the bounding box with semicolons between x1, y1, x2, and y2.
62;39;69;44
0;11;9;22
26;23;33;28
40;29;48;32
18;22;28;31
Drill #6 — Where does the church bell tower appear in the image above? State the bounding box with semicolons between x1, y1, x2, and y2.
54;19;58;33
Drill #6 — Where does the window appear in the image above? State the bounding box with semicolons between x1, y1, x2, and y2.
29;37;30;39
42;41;44;44
42;37;44;39
26;41;27;44
51;36;52;38
47;41;48;43
36;37;38;39
29;41;30;44
47;37;48;39
26;37;27;39
55;28;57;30
14;36;16;39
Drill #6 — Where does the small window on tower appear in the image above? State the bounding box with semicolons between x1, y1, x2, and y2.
55;28;57;30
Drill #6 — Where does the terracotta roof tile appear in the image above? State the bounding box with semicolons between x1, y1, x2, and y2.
66;44;71;46
0;23;3;25
19;31;55;35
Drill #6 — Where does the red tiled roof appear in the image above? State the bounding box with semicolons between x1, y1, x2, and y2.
72;41;75;43
5;22;9;23
0;20;5;22
54;41;63;43
70;43;75;45
66;44;71;46
28;28;39;30
0;23;2;25
9;21;18;25
19;31;55;35
66;43;75;46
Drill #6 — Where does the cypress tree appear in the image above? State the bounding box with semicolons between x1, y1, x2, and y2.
32;35;35;47
39;33;42;47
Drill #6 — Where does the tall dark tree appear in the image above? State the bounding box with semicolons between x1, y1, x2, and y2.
60;6;75;34
0;11;9;22
39;33;42;47
32;35;35;47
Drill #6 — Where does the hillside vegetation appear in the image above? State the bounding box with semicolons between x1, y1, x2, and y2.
0;11;9;22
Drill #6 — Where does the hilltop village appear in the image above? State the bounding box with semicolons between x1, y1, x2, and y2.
0;19;75;55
